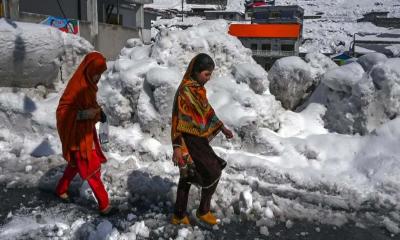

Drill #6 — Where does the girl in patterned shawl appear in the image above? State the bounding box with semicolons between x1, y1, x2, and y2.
171;53;234;225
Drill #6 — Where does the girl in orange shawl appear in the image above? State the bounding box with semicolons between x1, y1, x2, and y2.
171;53;233;225
55;52;112;215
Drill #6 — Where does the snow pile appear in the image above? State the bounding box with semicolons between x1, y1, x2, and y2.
307;53;400;134
268;54;336;110
357;52;388;71
370;58;400;120
323;62;364;93
386;44;400;57
100;20;283;141
232;63;268;94
0;19;93;89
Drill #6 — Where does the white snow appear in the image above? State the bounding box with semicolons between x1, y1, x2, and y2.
2;1;400;239
322;62;364;93
0;19;93;89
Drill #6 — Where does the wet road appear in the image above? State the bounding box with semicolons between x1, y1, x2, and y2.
0;185;396;240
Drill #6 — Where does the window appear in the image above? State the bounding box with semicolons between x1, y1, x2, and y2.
251;44;258;50
270;11;281;18
254;12;265;19
261;44;271;51
281;44;295;51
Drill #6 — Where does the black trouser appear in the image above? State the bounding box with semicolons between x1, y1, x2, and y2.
174;178;219;218
174;134;224;218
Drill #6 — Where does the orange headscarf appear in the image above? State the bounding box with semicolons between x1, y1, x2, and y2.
56;52;107;165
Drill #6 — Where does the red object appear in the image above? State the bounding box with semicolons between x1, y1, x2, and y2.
56;52;107;178
249;2;267;8
57;25;79;34
229;23;301;38
56;143;109;211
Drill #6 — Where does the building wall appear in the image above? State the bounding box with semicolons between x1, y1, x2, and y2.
144;11;157;29
238;37;300;70
239;38;299;53
19;11;139;60
373;18;400;28
94;22;139;59
252;7;303;24
19;0;85;20
97;1;154;29
98;0;134;27
205;12;244;21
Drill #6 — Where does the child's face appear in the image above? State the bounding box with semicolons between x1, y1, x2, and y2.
91;74;101;84
195;69;213;85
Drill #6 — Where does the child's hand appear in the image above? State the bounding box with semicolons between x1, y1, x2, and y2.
86;107;101;119
173;147;184;167
222;126;233;139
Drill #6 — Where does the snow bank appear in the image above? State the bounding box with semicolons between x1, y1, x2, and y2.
268;54;336;110
322;62;364;93
357;52;388;72
232;63;269;94
370;58;400;119
307;54;400;135
101;20;283;139
0;19;93;89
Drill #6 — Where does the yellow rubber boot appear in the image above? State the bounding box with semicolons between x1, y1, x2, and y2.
171;214;191;225
196;211;219;225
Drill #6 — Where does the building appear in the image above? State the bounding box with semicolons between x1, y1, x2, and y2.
357;11;400;28
185;0;227;16
229;5;303;70
189;6;218;17
244;0;275;19
17;0;153;29
2;0;154;59
251;5;303;24
358;11;389;22
350;33;400;57
205;11;244;21
244;0;275;10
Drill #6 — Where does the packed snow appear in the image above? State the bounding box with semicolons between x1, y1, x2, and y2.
0;19;93;89
1;0;400;239
268;54;337;110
